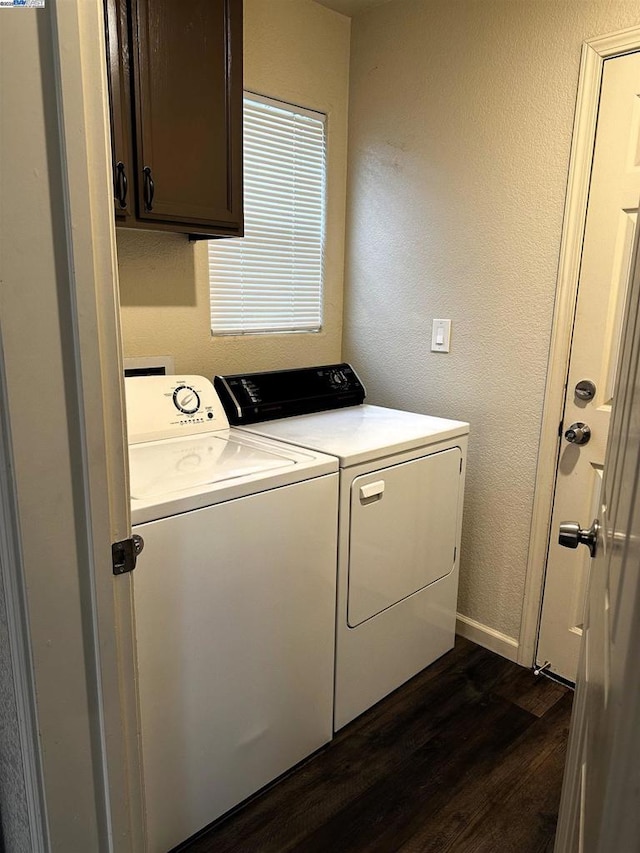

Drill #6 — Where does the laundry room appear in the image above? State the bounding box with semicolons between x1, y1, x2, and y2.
116;0;640;682
3;1;640;851
115;0;640;847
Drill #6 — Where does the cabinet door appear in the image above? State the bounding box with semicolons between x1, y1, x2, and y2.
130;0;243;233
105;0;134;220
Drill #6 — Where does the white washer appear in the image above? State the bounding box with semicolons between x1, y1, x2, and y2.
126;376;339;852
215;366;469;731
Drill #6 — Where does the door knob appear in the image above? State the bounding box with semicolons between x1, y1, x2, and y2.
133;533;145;556
564;422;591;445
558;519;599;557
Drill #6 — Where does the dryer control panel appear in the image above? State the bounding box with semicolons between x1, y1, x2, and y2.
214;363;366;425
126;375;230;444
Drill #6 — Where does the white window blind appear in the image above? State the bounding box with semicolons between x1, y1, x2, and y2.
209;94;326;335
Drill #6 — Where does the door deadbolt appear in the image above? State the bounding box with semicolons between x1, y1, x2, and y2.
575;379;596;402
564;422;591;445
558;519;599;558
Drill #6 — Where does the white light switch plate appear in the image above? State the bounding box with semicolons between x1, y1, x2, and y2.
431;319;451;353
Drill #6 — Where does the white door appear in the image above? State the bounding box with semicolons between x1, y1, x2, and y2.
537;51;640;681
554;180;640;853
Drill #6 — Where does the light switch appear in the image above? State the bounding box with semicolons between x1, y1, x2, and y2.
431;319;451;353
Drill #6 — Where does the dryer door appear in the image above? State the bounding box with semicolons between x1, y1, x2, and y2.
348;447;462;627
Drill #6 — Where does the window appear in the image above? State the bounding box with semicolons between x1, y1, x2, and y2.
208;94;326;335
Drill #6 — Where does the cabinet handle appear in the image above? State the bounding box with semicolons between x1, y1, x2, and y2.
143;166;155;212
115;161;128;209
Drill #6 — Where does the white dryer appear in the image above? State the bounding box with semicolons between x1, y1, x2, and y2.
125;375;339;852
215;365;469;730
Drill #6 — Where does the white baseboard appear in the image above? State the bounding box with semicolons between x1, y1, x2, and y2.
456;613;520;663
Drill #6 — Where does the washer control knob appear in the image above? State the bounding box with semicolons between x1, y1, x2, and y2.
564;422;591;445
173;385;200;415
329;369;347;388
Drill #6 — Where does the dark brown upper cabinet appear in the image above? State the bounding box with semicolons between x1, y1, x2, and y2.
104;0;243;238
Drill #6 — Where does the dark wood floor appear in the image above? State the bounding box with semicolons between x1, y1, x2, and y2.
178;638;572;853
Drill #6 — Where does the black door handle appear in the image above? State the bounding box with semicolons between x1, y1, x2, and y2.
143;166;155;212
115;161;128;209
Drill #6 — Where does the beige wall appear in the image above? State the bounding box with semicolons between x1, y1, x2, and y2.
118;0;350;377
343;0;640;643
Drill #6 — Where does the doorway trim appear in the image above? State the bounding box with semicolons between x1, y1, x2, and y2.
519;24;640;668
48;1;144;846
0;1;143;847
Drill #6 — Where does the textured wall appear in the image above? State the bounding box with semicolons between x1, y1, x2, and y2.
118;0;350;377
343;0;640;640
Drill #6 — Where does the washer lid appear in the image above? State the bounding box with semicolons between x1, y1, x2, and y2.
129;431;303;500
239;405;469;467
128;430;337;524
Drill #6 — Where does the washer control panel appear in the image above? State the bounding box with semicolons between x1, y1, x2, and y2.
126;375;230;444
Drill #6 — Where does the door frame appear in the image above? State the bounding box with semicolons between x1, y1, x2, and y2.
50;3;144;846
0;1;142;849
519;24;640;669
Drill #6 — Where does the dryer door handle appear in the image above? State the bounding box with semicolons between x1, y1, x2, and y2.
360;480;385;501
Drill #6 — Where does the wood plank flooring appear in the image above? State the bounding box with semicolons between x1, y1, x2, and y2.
177;638;572;853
